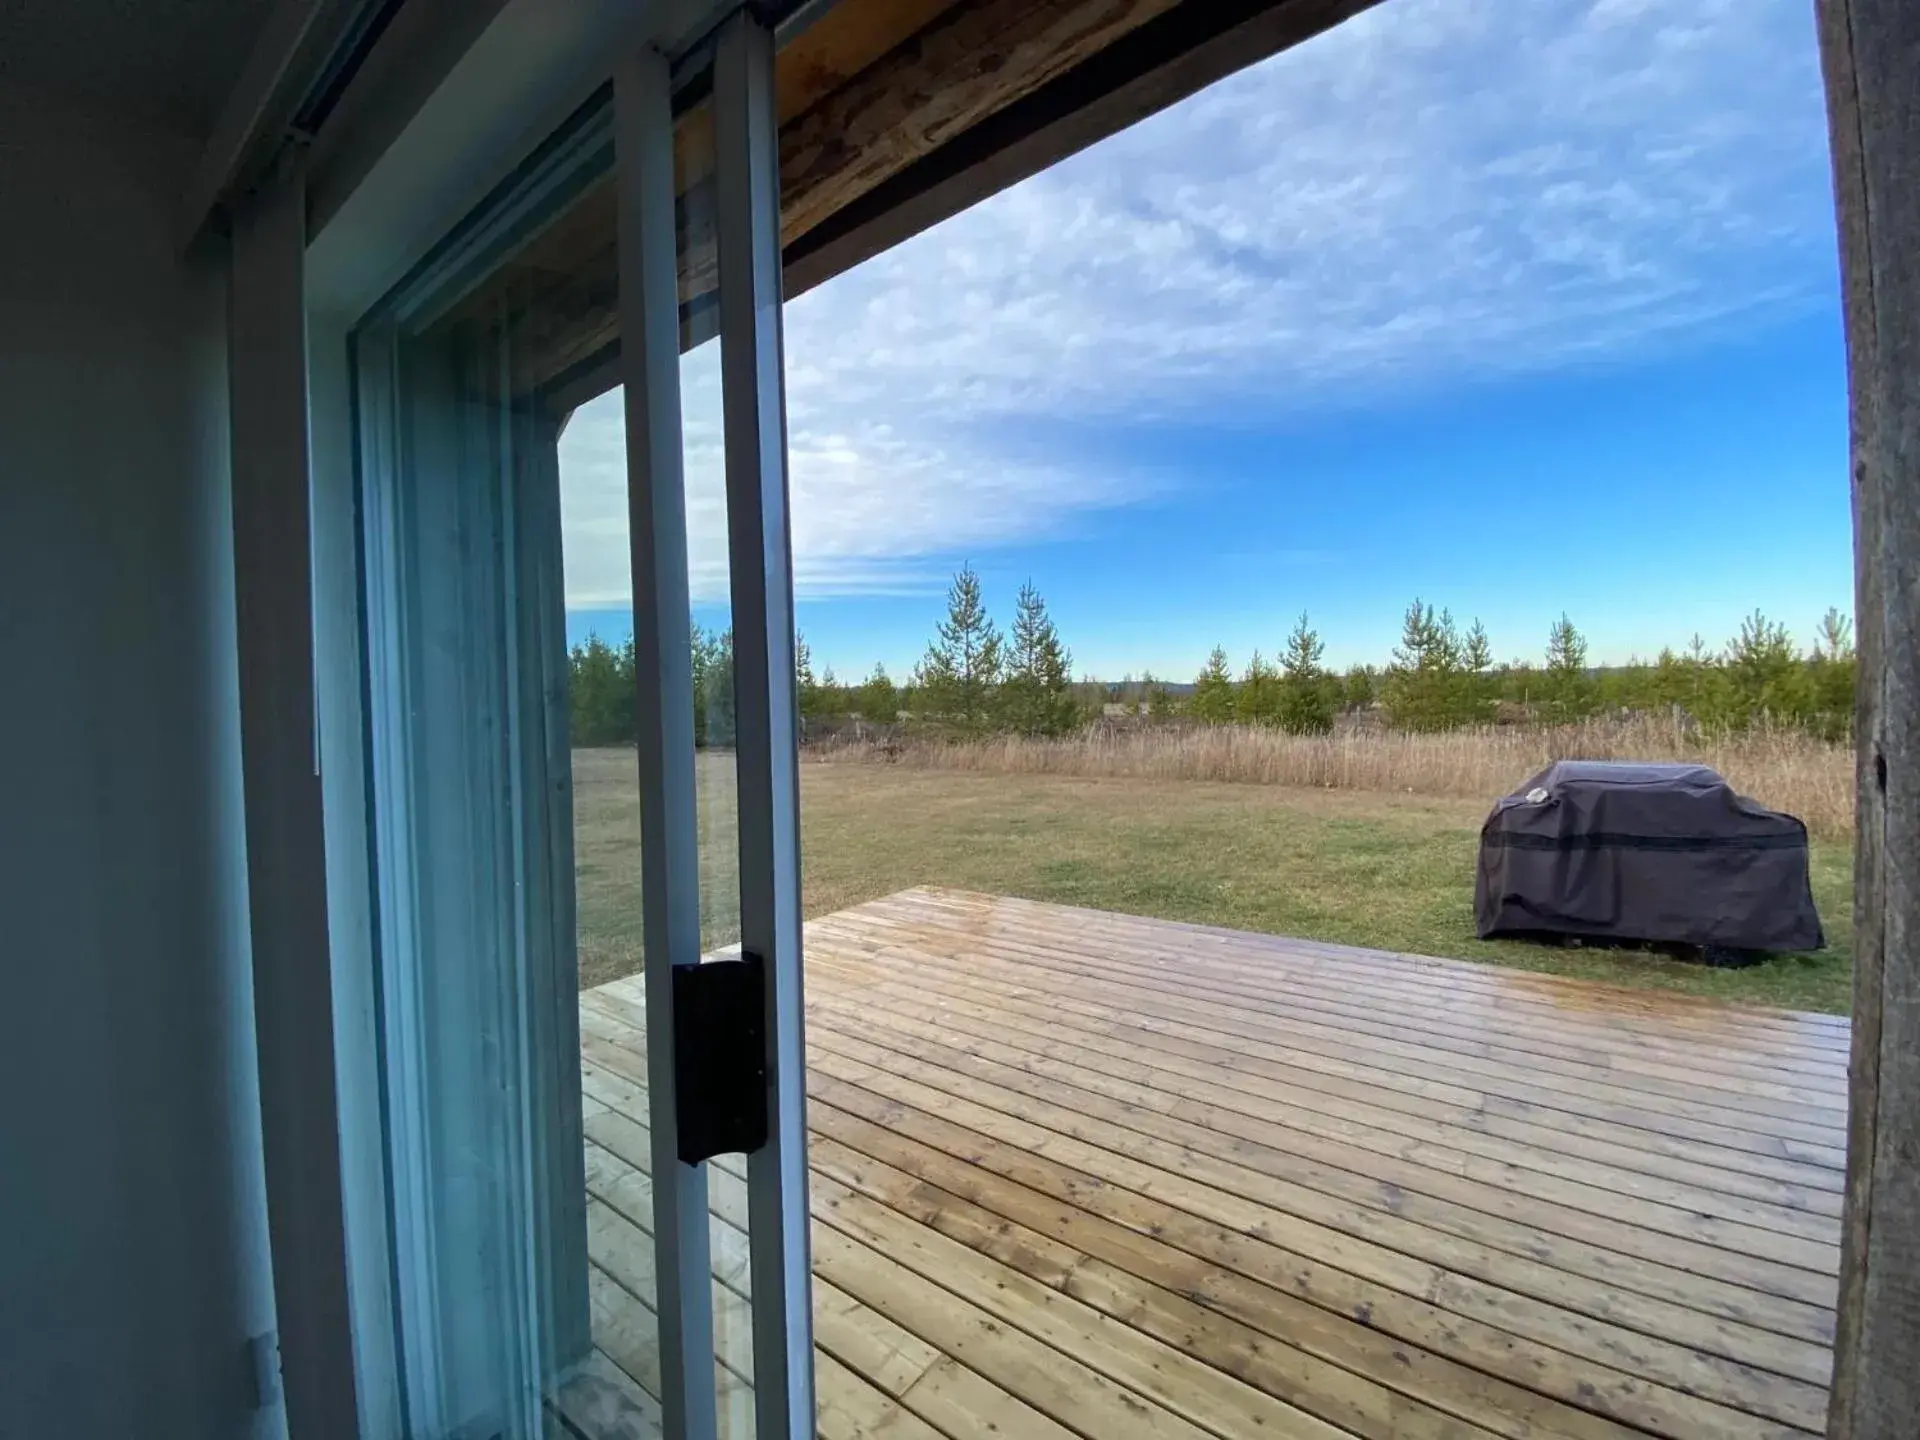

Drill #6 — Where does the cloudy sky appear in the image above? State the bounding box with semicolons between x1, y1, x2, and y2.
560;0;1849;681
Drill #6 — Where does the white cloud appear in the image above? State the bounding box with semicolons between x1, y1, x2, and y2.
559;343;1164;606
560;0;1833;607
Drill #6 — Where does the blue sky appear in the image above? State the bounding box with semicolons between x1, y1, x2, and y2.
560;0;1849;682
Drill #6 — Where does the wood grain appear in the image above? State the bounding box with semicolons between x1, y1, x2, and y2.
1814;1;1920;1436
775;0;1179;242
576;889;1842;1438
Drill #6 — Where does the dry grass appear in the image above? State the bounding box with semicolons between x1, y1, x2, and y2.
817;716;1855;839
570;749;1853;1012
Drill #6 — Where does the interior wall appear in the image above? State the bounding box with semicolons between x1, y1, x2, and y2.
0;84;283;1440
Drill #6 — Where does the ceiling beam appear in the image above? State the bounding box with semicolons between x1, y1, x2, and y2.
783;0;1383;300
775;0;1185;245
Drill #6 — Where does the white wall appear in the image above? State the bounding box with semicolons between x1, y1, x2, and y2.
0;85;284;1440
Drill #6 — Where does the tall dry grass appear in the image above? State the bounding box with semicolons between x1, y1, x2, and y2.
815;716;1855;839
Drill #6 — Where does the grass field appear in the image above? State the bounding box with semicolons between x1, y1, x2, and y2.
571;747;1854;1013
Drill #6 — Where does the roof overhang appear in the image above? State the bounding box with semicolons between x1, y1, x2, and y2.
199;0;1379;378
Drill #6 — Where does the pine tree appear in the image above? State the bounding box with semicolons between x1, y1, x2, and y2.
1723;609;1801;728
1190;646;1236;724
1677;633;1728;724
1382;599;1464;731
1807;606;1855;739
568;633;637;746
1456;618;1494;724
1815;607;1854;662
1236;650;1280;725
691;625;736;746
1437;610;1464;663
999;581;1078;735
795;632;821;732
1072;673;1106;727
857;663;899;723
1463;620;1493;674
1143;671;1176;721
1596;657;1634;712
1543;613;1594;721
1342;663;1376;713
1277;613;1334;733
915;564;1003;734
1649;646;1688;710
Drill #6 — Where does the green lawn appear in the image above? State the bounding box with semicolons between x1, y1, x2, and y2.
571;748;1854;1013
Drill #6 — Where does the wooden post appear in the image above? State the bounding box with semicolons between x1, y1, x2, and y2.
1817;2;1920;1436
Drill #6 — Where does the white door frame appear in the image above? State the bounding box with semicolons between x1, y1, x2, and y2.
612;39;724;1440
712;14;816;1438
614;14;818;1438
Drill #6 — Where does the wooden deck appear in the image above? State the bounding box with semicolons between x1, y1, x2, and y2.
571;887;1847;1439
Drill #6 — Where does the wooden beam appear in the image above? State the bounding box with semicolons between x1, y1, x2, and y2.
669;0;965;244
516;0;1363;397
777;0;1183;242
668;0;1198;363
783;0;1379;302
776;0;963;120
1817;1;1920;1436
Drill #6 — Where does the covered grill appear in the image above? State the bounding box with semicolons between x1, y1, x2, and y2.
1475;760;1824;954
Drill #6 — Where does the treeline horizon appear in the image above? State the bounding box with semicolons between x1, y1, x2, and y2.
568;567;1858;746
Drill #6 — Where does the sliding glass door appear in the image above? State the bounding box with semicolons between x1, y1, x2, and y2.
349;12;811;1438
354;112;617;1438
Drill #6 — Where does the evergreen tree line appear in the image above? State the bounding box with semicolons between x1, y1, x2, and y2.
1169;600;1857;740
568;575;1859;747
568;623;737;747
794;566;1083;737
566;566;1081;746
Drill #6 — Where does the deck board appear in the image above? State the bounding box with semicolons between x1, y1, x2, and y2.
578;887;1842;1439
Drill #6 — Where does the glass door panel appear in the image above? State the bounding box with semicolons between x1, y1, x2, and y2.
356;111;669;1439
350;13;811;1438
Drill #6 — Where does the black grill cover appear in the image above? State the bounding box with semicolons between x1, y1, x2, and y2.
1475;760;1824;952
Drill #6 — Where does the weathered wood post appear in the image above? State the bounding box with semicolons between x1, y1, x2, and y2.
1816;2;1920;1435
